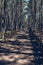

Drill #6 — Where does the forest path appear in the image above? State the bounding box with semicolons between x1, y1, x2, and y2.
0;29;43;65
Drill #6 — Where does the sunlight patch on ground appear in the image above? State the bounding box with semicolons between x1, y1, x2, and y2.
23;45;33;49
17;31;26;35
17;39;30;43
8;38;16;41
0;53;34;64
17;59;29;64
20;50;33;54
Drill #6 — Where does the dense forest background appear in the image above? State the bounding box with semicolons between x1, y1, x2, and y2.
0;0;43;32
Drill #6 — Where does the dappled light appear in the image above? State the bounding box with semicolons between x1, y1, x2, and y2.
0;29;43;65
0;0;43;65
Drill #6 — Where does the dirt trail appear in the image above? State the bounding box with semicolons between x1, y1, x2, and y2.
0;30;43;65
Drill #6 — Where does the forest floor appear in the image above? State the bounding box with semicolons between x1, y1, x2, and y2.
0;29;43;65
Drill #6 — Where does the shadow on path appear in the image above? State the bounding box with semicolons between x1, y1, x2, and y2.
28;28;43;65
